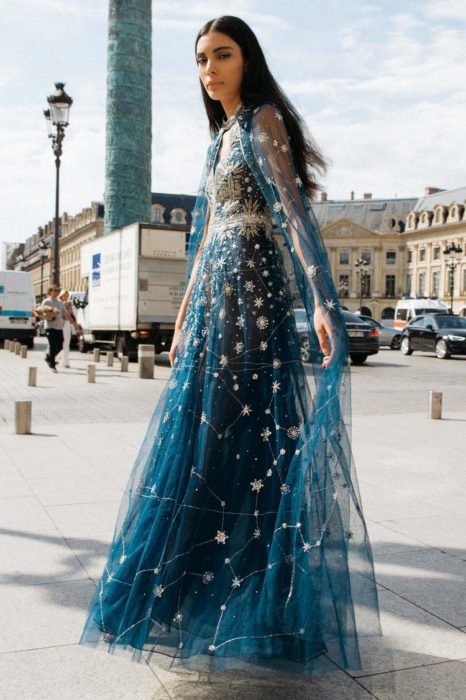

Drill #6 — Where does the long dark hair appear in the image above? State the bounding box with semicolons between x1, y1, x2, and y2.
195;15;330;200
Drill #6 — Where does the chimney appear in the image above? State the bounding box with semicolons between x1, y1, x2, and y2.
363;192;372;200
320;191;328;202
424;186;445;196
350;190;354;200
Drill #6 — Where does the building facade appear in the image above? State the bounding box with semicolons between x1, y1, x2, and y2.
11;185;466;317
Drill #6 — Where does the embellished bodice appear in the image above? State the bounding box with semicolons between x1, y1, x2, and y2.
204;120;273;245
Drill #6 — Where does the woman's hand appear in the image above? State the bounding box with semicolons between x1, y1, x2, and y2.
169;326;183;368
313;304;334;369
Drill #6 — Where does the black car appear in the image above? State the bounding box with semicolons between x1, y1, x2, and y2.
294;308;379;365
400;314;466;359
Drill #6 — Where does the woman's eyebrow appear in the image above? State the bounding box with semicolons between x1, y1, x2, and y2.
196;45;233;58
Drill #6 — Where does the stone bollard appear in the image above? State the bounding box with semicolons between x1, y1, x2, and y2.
93;348;100;362
138;344;155;379
15;342;21;355
15;400;32;435
121;356;129;372
429;391;442;419
87;364;96;383
107;351;114;368
28;367;37;387
21;345;27;359
4;339;10;350
9;341;15;353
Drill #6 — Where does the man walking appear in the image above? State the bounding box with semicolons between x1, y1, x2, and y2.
36;285;79;372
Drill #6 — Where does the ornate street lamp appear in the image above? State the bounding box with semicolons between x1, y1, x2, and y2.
354;256;370;311
44;81;73;287
443;241;463;312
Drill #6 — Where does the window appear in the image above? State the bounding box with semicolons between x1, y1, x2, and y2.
152;208;162;223
432;270;440;296
362;250;372;265
433;246;440;260
385;251;396;265
418;272;426;296
338;274;349;297
419;248;426;262
405;273;412;296
339;250;350;265
361;273;371;297
385;274;396;297
463;268;466;294
407;249;412;264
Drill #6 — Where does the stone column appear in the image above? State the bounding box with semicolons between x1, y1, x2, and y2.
105;0;152;233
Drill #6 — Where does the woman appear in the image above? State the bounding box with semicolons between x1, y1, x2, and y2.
57;289;79;368
79;15;381;676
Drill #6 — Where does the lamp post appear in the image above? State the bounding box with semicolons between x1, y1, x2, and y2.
44;82;73;287
38;239;49;301
354;256;370;311
443;241;463;313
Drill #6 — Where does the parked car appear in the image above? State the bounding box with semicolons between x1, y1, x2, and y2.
357;315;401;349
294;308;379;365
400;314;466;359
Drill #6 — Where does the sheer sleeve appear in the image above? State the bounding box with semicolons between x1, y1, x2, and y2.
249;103;349;368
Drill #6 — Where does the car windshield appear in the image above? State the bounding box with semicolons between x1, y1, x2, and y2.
435;316;466;329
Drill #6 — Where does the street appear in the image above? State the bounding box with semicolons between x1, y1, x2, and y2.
0;339;465;699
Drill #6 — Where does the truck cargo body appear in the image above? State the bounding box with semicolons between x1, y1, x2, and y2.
78;223;186;360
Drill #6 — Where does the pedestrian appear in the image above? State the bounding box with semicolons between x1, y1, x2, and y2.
79;15;381;677
35;285;78;372
57;289;80;368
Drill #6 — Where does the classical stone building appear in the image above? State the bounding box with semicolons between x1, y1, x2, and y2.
312;185;466;318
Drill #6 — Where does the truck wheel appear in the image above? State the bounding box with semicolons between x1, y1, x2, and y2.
300;336;311;363
78;335;91;354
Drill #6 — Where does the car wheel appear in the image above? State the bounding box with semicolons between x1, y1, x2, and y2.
300;336;311;363
435;339;451;360
350;354;367;365
400;337;412;355
390;335;401;350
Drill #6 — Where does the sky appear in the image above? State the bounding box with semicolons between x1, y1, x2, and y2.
0;0;465;245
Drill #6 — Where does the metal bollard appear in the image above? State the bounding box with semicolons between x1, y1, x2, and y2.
15;400;32;435
87;364;96;383
107;351;114;367
20;345;27;359
15;342;21;355
138;344;155;379
93;348;100;362
429;391;442;419
120;356;129;372
28;367;37;387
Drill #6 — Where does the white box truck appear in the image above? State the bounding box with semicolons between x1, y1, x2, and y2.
77;223;186;360
0;270;36;348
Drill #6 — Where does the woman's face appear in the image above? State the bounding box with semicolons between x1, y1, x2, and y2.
196;31;246;104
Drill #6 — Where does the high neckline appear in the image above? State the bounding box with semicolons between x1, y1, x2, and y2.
221;102;245;130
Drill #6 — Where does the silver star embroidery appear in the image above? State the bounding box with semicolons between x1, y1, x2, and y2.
251;478;264;492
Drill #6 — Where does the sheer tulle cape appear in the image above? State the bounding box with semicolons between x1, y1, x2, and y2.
79;102;381;675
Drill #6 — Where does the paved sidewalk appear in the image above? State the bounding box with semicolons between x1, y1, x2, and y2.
0;339;465;699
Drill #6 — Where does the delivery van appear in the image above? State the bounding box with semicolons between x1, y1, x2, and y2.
0;270;36;348
394;297;449;330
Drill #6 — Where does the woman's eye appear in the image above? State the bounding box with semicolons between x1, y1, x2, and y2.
218;54;230;59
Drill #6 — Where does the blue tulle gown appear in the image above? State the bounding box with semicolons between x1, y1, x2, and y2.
79;101;381;675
